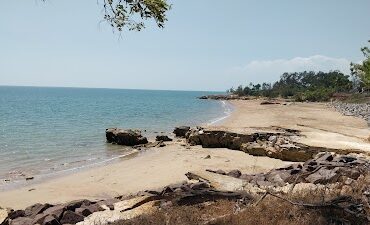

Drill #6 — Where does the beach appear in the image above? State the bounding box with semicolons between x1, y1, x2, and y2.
1;99;370;209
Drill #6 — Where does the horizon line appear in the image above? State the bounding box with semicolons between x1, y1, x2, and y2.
0;84;224;93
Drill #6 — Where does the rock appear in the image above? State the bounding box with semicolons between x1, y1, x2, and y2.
273;143;314;162
186;171;245;192
24;203;52;218
25;176;34;181
75;208;92;217
204;155;211;159
265;170;290;186
260;101;280;105
0;208;8;225
173;126;190;137
8;210;25;220
186;128;254;149
65;200;91;211
198;95;250;101
327;102;370;123
98;198;120;211
81;204;104;215
42;215;60;225
227;170;242;178
113;196;154;212
333;167;361;180
76;201;156;225
256;180;273;188
155;136;172;142
9;217;33;225
305;167;340;184
190;182;210;190
206;169;226;175
42;205;66;220
32;213;49;224
240;143;267;156
158;142;166;148
314;152;334;162
60;211;84;224
105;128;148;146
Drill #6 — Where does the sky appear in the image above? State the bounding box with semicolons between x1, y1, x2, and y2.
1;0;370;91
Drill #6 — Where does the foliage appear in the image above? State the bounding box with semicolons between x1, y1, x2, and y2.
102;0;170;31
351;40;370;90
229;71;353;102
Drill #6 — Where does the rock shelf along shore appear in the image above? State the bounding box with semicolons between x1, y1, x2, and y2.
1;99;370;225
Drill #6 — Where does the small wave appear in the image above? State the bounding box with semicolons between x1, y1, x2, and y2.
208;100;234;125
0;150;139;189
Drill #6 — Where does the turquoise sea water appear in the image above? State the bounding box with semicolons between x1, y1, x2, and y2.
0;86;231;182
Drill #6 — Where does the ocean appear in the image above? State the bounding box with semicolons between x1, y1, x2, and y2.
0;86;231;184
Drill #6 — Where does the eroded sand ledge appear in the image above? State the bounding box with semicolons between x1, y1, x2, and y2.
1;99;369;209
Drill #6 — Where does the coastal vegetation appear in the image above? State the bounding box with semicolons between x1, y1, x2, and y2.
351;40;370;90
228;71;353;102
228;40;370;102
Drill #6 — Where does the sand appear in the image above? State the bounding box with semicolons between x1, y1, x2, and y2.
1;99;369;209
218;100;370;151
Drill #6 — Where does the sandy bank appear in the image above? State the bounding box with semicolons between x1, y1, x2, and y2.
217;100;370;151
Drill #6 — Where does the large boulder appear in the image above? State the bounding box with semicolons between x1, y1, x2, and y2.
186;128;255;150
24;203;52;218
173;126;190;137
106;128;148;146
155;135;173;142
60;211;84;224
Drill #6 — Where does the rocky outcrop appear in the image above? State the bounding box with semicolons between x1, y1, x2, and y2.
198;95;250;100
173;126;190;137
240;136;323;162
201;152;368;189
186;129;255;150
185;127;356;162
106;128;148;146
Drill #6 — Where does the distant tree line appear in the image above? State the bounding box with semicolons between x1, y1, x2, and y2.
227;71;353;102
228;40;369;102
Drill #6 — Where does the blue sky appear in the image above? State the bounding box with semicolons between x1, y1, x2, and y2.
1;0;369;91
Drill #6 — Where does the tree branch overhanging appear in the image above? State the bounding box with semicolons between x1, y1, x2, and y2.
102;0;170;31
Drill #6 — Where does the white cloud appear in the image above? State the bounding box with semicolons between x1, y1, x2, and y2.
228;55;351;87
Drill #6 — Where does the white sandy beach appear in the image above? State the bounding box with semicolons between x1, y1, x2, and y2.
1;99;369;209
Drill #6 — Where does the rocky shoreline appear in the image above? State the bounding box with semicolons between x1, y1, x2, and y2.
2;150;369;225
328;101;370;124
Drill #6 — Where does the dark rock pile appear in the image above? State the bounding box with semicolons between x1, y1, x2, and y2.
105;128;148;146
1;198;121;225
328;102;370;123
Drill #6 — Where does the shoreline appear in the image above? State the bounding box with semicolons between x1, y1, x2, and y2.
1;99;370;209
0;99;232;191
